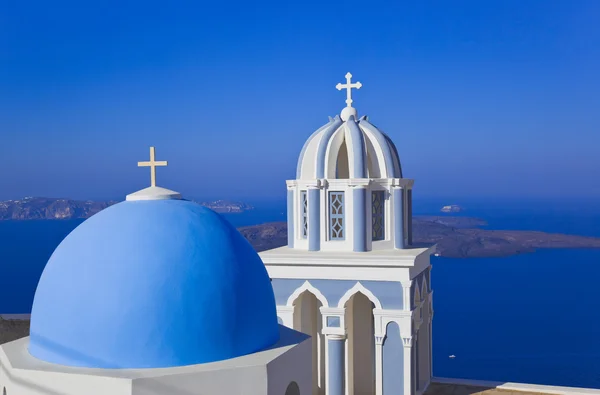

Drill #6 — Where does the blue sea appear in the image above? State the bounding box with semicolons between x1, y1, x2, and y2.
1;197;599;388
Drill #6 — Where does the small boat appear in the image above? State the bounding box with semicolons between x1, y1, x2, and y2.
449;355;456;359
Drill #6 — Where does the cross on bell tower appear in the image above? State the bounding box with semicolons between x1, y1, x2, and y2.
336;72;362;107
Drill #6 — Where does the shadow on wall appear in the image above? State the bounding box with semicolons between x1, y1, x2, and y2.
285;381;300;395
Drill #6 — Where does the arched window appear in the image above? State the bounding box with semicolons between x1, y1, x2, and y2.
285;381;300;395
3;386;6;395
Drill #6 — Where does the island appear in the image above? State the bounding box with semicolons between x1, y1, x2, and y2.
238;217;600;258
0;197;253;220
441;205;463;213
2;198;599;259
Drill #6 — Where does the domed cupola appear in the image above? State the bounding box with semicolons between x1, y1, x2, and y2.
28;147;280;369
286;73;414;253
295;114;402;180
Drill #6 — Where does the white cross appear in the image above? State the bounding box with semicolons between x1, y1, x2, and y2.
138;146;167;187
336;72;362;107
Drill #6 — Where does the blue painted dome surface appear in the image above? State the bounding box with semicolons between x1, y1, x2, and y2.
29;199;279;369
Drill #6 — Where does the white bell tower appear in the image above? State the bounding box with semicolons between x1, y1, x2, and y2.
287;72;414;253
260;73;435;395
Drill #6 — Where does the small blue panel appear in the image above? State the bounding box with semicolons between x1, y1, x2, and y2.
383;321;404;395
287;190;294;247
353;188;367;252
328;337;345;395
308;189;321;251
393;188;405;249
271;279;305;305
29;200;279;369
327;316;341;327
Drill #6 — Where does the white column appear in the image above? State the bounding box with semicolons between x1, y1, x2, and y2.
277;306;294;328
401;280;413;311
402;336;414;395
374;334;385;395
326;334;346;395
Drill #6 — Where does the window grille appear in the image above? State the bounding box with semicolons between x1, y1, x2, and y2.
372;191;385;240
329;192;345;240
301;191;308;238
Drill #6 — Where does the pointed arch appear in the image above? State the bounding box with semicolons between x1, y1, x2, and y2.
337;282;383;309
286;281;329;308
421;279;428;301
413;284;421;308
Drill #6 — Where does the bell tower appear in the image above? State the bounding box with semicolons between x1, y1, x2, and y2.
287;73;414;252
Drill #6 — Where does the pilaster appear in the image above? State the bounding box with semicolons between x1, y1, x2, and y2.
402;336;414;395
393;187;405;249
401;280;413;311
307;180;322;251
287;189;295;248
374;334;385;395
407;189;413;246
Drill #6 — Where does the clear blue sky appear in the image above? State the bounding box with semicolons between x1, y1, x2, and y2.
1;0;599;201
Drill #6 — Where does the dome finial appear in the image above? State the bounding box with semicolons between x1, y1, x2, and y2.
336;72;362;121
138;146;167;188
127;146;181;201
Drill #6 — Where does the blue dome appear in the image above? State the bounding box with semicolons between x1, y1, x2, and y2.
29;199;279;369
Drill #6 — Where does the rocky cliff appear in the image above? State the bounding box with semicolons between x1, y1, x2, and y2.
0;197;253;220
0;197;115;220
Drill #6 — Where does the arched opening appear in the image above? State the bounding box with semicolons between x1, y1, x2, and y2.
3;387;6;395
345;292;376;395
293;291;325;395
382;321;404;395
285;381;301;395
335;140;349;179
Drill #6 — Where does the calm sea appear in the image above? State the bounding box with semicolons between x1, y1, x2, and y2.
1;198;599;388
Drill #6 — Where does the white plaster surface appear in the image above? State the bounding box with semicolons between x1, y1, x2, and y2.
125;186;182;201
0;325;310;395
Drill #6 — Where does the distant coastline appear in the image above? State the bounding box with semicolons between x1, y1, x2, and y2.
238;217;600;258
2;198;600;258
0;197;254;220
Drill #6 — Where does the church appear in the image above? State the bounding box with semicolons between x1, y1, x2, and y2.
0;74;596;395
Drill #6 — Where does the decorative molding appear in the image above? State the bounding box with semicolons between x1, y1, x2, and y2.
400;280;413;288
374;334;386;345
402;337;414;348
286;180;298;188
337;282;383;309
306;180;323;189
326;333;347;341
348;178;371;188
286;280;330;308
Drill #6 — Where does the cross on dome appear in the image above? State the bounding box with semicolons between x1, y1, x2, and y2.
336;72;362;108
138;146;167;187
